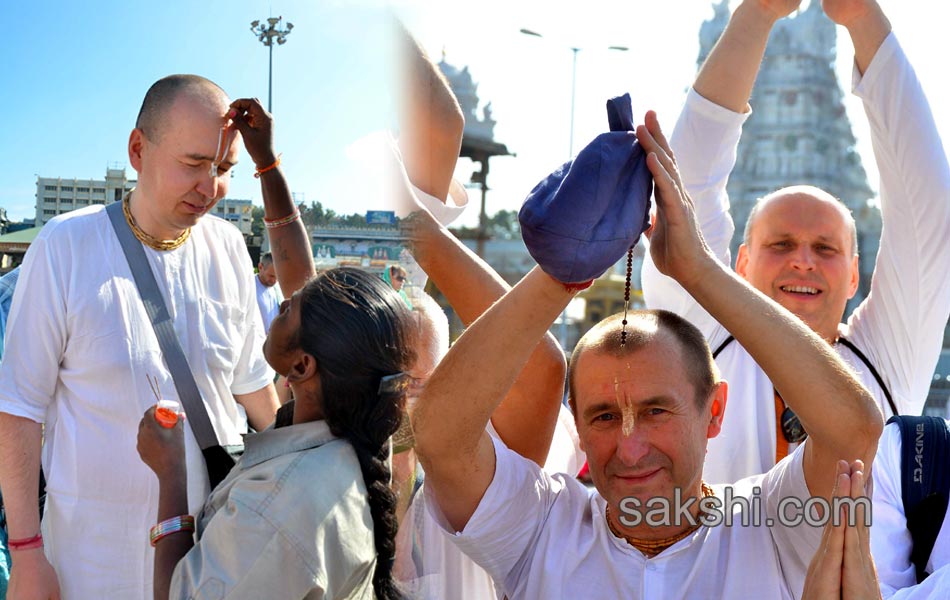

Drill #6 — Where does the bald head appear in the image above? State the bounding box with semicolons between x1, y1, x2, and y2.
410;291;450;379
567;310;718;414
744;186;858;256
136;75;229;142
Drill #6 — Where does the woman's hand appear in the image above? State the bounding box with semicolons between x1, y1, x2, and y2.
137;405;187;482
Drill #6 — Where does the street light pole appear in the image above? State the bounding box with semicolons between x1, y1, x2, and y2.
268;43;274;113
569;47;578;157
521;29;628;351
250;16;294;113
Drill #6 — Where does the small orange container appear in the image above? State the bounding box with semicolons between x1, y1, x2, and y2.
155;400;181;428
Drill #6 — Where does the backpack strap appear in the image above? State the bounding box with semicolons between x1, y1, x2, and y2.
712;334;897;416
838;336;898;416
711;335;734;360
887;415;950;583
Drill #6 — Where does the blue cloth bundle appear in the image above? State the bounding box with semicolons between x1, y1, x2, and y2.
519;93;653;283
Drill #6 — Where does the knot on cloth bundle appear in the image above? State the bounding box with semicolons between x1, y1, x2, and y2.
519;93;653;284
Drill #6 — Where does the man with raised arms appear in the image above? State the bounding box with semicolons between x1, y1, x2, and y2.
642;0;950;484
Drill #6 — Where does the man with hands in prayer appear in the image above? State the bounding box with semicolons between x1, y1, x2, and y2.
412;107;883;599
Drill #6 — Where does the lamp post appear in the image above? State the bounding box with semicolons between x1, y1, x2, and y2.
520;28;628;350
520;29;628;156
250;17;294;113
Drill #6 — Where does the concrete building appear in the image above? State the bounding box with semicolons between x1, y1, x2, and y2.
35;168;253;237
699;1;879;312
926;350;950;417
210;198;253;236
35;168;135;226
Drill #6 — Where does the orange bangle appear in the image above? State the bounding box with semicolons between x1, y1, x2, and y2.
254;154;282;178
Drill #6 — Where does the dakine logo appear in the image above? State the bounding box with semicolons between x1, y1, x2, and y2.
914;422;925;484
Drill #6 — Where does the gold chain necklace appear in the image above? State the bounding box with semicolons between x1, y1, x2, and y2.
606;482;715;558
122;194;191;251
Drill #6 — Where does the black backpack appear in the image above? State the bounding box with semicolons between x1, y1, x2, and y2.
888;415;950;583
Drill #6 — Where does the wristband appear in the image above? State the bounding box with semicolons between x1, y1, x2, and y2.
263;207;301;230
8;532;43;551
254;154;282;178
562;279;594;294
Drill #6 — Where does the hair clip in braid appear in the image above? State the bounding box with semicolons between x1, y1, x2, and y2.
378;372;412;396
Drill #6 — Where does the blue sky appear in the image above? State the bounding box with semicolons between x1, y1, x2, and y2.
3;1;949;226
0;0;396;221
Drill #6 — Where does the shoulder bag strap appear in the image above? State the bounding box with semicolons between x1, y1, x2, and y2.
838;336;898;416
106;201;219;450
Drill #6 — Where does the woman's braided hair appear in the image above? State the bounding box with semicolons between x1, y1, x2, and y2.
296;267;415;599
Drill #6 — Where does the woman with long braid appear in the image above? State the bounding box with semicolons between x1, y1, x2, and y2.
137;267;414;599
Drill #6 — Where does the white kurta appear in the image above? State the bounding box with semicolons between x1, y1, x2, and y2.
427;435;819;599
642;33;950;485
871;421;950;598
398;404;586;600
0;205;273;599
254;274;283;334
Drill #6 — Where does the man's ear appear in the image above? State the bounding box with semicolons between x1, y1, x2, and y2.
847;253;860;299
735;244;750;280
706;381;728;439
129;128;146;173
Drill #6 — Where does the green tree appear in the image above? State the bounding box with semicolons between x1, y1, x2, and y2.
251;206;265;237
448;209;521;240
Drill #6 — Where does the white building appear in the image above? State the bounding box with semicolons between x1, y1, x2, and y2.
35;168;135;226
210;198;253;235
35;169;252;236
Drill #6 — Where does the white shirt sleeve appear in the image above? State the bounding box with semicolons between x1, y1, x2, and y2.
872;423;919;595
423;435;561;591
228;237;274;396
387;131;469;227
412;179;469;228
0;223;68;422
884;564;950;599
641;89;750;346
762;443;823;596
542;403;586;477
843;33;950;416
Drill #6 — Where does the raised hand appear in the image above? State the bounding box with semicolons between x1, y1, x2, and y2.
136;406;186;482
821;0;878;27
635;111;713;288
750;0;804;21
228;98;277;170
